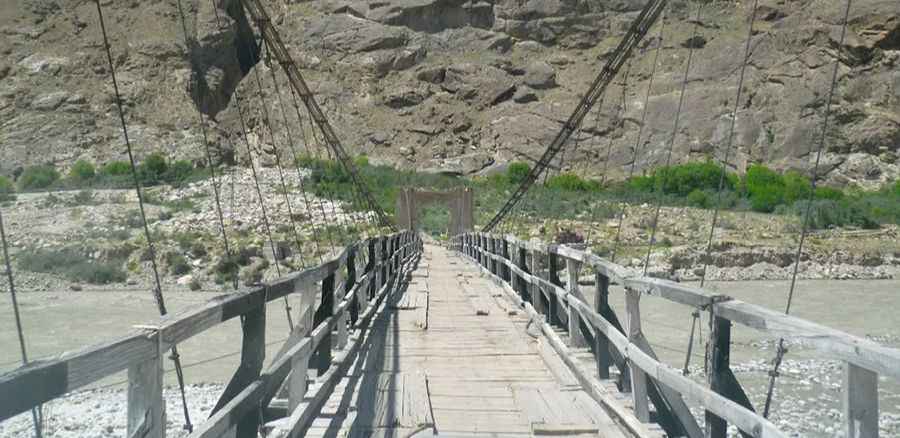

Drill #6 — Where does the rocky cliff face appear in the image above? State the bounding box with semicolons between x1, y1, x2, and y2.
2;0;898;188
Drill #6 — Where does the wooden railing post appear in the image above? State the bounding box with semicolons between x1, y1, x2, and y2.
289;279;317;412
365;239;376;304
339;248;356;349
594;272;612;379
209;304;266;437
566;258;587;348
311;273;335;376
488;236;496;275
502;239;511;282
482;234;488;269
531;248;546;316
516;245;530;304
380;237;388;290
548;251;563;327
625;289;650;423
706;315;731;438
127;336;164;438
844;363;878;438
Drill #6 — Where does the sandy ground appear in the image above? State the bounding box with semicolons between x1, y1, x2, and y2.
1;279;898;436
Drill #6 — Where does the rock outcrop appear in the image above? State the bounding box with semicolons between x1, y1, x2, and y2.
1;0;898;188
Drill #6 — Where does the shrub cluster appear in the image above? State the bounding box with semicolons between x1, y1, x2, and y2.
11;155;204;192
621;162;898;229
18;165;61;190
0;176;15;202
18;247;127;284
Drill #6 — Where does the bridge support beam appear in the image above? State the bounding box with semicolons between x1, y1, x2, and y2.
566;258;587;348
127;336;164;438
312;273;335;376
844;363;879;438
529;246;546;316
594;273;612;380
625;289;650;423
547;252;563;327
211;304;266;438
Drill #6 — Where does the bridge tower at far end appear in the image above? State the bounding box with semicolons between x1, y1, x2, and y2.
396;187;474;236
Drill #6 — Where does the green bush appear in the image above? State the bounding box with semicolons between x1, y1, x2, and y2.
626;175;655;192
0;176;15;202
545;173;599;192
782;171;812;204
165;251;191;276
18;247;127;284
653;162;734;196
814;186;843;201
138;153;168;184
164;160;194;185
506;162;531;184
793;199;878;230
68;160;96;183
18;165;60;190
744;164;785;212
687;189;710;208
101;161;132;177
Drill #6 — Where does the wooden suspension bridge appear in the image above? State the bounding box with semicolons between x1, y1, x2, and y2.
1;231;898;438
1;0;898;436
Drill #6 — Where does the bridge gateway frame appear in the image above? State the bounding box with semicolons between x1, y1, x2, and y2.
395;187;474;237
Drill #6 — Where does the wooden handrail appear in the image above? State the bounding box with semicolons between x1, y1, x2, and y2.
455;232;900;377
0;230;421;423
452;232;898;438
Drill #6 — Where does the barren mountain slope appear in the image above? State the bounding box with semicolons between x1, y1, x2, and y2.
2;0;898;187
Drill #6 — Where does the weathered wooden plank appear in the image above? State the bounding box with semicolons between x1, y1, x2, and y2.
714;300;900;379
624;277;717;308
267;243;420;438
0;332;156;421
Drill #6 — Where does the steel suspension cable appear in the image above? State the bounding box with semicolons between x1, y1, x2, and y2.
698;0;760;288
268;64;326;265
232;88;293;330
586;63;630;248
232;29;297;332
250;55;307;269
763;0;853;417
601;61;631;188
93;0;193;431
174;0;237;290
0;210;42;436
303;99;355;243
610;12;667;263
642;1;703;276
287;83;339;253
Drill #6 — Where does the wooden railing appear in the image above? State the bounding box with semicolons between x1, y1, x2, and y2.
451;232;897;438
0;230;423;438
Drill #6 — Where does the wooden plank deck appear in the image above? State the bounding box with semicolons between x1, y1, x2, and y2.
303;244;627;438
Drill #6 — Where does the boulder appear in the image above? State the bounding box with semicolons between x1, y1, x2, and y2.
31;91;69;111
367;0;495;32
522;61;557;89
513;87;538;103
416;66;446;84
392;45;427;70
